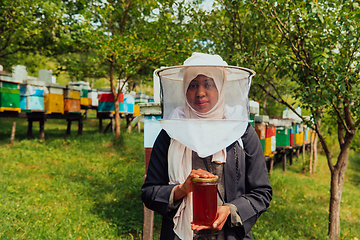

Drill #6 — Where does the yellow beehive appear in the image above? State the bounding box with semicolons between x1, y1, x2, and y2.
44;93;64;114
64;89;80;100
80;97;89;106
296;132;304;146
134;104;141;117
264;137;272;156
305;130;311;143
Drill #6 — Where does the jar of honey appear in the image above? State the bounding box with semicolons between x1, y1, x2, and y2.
192;177;218;226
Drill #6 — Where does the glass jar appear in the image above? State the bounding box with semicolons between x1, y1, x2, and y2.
192;177;218;226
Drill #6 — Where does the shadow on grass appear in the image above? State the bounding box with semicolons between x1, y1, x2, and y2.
0;116;116;143
348;151;360;187
257;166;330;239
71;164;144;238
57;129;146;238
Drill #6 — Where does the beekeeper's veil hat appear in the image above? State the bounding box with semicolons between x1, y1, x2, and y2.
155;52;256;157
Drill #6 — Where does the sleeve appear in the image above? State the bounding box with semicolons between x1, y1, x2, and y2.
227;124;273;237
141;129;181;219
224;203;242;227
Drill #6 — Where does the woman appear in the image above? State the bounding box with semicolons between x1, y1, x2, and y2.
141;53;272;240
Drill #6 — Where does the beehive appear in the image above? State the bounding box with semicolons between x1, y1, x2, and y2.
250;113;255;127
260;139;265;154
67;82;91;106
296;132;304;146
80;97;90;106
290;127;295;145
134;104;141;117
20;85;45;111
255;122;266;140
276;126;290;147
0;80;21;112
20;96;44;111
264;125;276;155
64;98;81;113
64;89;80;100
44;83;65;114
264;137;272;156
88;90;98;107
98;92;124;112
124;94;135;114
44;93;64;114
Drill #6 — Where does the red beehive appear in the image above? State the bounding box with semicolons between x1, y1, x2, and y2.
98;92;124;102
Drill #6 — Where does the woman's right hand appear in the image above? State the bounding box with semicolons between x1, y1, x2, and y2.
174;169;218;201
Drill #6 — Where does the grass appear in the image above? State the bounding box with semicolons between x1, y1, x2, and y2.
1;112;145;239
0;112;359;239
251;151;360;240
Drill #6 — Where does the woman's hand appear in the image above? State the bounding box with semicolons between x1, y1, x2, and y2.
173;169;218;201
191;205;231;231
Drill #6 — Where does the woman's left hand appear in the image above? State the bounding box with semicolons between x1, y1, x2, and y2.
191;205;231;231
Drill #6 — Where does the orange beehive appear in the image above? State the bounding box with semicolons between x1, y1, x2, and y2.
255;122;266;140
64;98;80;113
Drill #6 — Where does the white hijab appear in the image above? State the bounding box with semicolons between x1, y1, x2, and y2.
168;67;228;240
183;66;226;120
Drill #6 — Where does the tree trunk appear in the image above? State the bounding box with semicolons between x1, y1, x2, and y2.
9;122;16;145
262;89;269;115
328;150;348;240
108;56;121;140
328;170;342;240
302;132;306;172
326;113;354;240
309;131;313;174
313;133;318;173
114;101;121;140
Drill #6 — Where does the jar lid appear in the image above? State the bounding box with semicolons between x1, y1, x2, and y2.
192;177;217;183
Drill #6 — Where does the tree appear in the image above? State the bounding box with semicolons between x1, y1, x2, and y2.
75;0;198;139
252;1;360;239
188;0;293;117
191;0;359;238
0;0;73;70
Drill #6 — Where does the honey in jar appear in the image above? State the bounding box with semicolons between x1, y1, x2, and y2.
192;177;218;226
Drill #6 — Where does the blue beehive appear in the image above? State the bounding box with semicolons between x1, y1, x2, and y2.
19;84;45;111
20;85;43;96
20;96;44;111
124;94;135;114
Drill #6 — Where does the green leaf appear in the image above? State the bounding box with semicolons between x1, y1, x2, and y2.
339;83;346;92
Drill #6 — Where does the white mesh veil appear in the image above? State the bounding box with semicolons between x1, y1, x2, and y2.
155;52;256;157
157;64;255;120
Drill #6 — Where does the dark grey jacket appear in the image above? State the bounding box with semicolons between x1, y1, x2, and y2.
141;124;272;240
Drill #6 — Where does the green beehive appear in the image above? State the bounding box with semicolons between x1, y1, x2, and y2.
0;88;20;109
260;139;265;154
276;126;290;147
0;81;19;89
80;88;89;98
250;113;255;127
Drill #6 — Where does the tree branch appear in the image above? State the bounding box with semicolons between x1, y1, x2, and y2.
119;0;132;35
314;118;334;172
330;98;351;135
